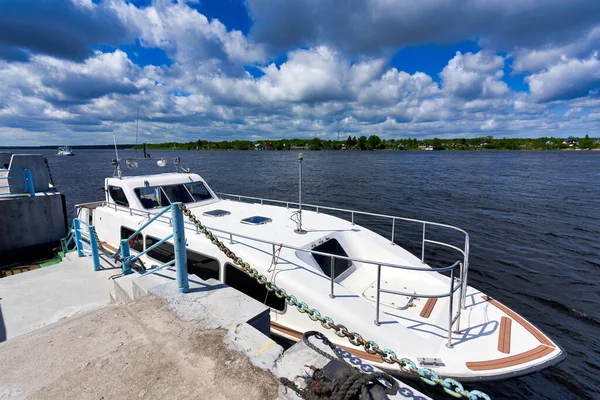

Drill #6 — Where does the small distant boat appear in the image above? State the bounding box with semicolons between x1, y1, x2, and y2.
57;146;75;156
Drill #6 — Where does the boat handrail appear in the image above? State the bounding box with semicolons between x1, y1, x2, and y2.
0;168;35;197
78;201;459;272
78;199;465;346
215;192;470;310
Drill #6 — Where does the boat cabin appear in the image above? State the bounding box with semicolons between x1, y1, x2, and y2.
104;173;218;212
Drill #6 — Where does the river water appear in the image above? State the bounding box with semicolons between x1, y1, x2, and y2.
17;149;600;399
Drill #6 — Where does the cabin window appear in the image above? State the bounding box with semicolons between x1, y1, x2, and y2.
108;186;129;207
145;235;220;281
135;186;170;209
312;239;352;279
224;263;286;311
187;251;220;281
135;182;212;209
162;184;194;204
145;235;174;263
185;182;213;201
121;227;143;252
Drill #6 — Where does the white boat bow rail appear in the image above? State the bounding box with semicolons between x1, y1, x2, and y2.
76;196;470;347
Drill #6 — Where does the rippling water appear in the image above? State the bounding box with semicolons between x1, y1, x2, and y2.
17;148;600;399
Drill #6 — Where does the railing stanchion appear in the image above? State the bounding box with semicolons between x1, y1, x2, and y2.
25;169;35;197
455;263;463;333
172;203;189;293
421;222;426;263
374;264;382;326
230;233;233;244
461;239;470;309
74;219;84;257
391;217;395;244
329;256;335;298
446;268;455;348
120;239;132;275
351;211;354;225
89;227;101;271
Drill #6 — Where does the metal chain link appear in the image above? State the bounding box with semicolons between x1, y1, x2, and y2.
90;226;121;261
44;157;56;188
178;203;490;400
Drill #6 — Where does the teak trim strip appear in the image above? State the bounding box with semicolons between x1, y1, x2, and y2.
498;316;512;354
482;296;554;347
270;322;383;363
466;345;554;371
466;296;557;371
420;298;437;318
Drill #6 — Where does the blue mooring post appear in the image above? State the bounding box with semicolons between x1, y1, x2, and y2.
171;203;189;293
89;227;101;271
24;169;35;197
73;219;84;257
120;239;132;275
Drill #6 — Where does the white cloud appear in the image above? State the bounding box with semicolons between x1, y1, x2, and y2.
1;0;600;145
441;52;509;99
526;55;600;102
110;0;265;67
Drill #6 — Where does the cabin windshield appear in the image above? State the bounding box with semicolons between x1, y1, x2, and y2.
134;182;213;209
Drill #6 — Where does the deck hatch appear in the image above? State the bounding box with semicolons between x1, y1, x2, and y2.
241;216;272;225
203;209;231;217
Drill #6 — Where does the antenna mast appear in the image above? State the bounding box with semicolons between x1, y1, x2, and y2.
135;108;139;158
112;132;122;178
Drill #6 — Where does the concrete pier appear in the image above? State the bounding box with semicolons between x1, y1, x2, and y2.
0;153;67;266
0;254;431;399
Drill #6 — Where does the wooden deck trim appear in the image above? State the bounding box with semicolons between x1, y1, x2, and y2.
466;345;554;371
102;241;117;252
482;296;554;347
270;322;383;363
498;317;512;354
420;298;437;318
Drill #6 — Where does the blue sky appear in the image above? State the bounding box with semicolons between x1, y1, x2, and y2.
0;0;599;145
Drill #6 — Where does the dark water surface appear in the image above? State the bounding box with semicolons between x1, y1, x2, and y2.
19;149;600;399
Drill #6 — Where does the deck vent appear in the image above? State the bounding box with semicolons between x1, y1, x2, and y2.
241;216;272;225
203;209;231;217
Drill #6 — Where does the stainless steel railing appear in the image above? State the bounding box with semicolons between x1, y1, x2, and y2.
216;192;471;310
75;198;469;347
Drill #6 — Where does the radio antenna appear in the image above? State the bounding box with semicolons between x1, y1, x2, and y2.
135;108;139;158
112;132;122;178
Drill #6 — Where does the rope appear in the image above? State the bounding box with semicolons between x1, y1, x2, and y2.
281;331;399;400
44;157;56;189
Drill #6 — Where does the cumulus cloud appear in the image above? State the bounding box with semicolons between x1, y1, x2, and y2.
247;0;600;56
526;55;600;102
441;52;508;99
512;26;600;73
0;0;599;145
110;0;265;68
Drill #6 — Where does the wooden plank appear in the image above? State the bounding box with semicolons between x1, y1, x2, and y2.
466;345;554;371
482;296;554;347
498;316;512;354
420;298;437;318
270;322;384;363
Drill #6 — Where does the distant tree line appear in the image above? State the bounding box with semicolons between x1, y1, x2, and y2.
136;134;600;151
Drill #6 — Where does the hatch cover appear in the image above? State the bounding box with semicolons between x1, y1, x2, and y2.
203;209;231;217
362;281;416;310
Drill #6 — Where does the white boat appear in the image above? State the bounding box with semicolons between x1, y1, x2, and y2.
76;157;565;382
57;146;74;156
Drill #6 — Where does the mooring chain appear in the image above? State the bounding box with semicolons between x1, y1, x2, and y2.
178;203;490;400
90;226;121;261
